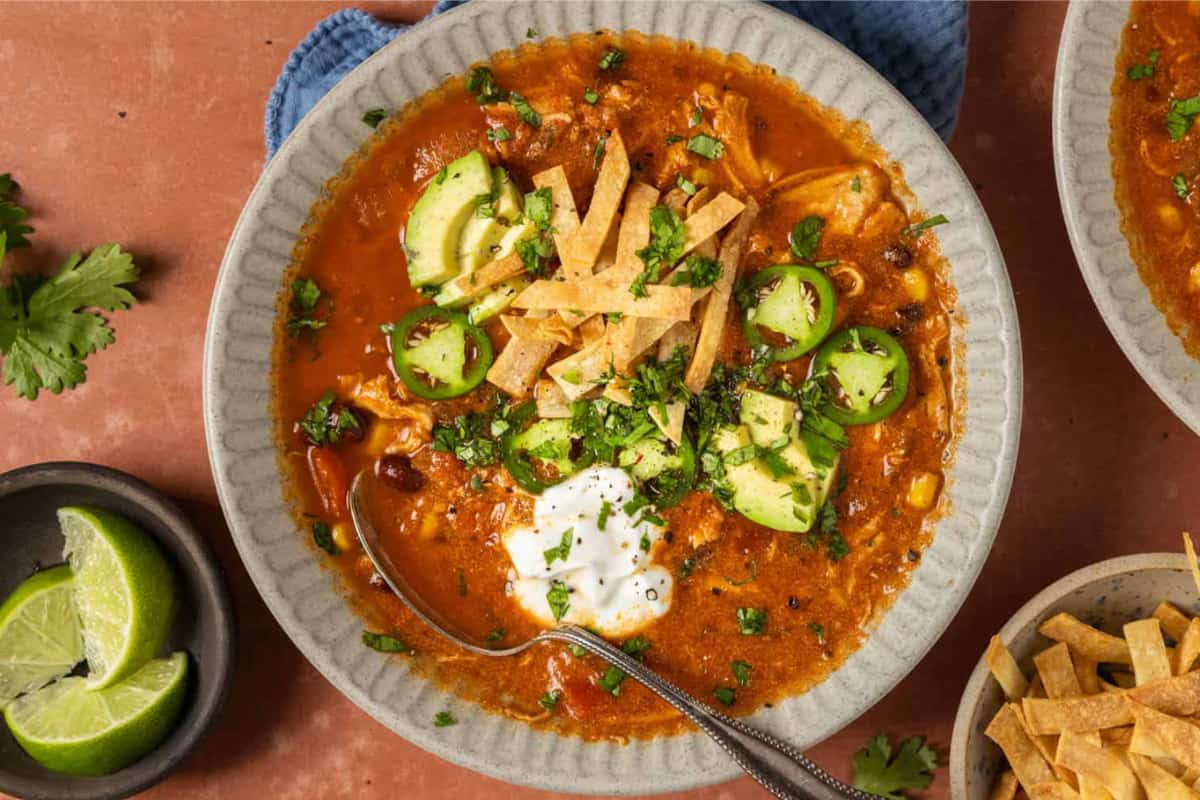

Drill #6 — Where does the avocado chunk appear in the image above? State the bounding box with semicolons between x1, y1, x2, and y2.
437;217;536;309
740;388;799;446
404;150;493;287
468;275;533;325
715;425;811;533
456;167;524;275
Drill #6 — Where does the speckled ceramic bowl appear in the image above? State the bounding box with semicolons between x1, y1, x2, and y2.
950;553;1196;800
203;0;1021;793
1053;0;1200;435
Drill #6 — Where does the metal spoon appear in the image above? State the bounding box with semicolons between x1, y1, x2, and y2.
349;470;875;800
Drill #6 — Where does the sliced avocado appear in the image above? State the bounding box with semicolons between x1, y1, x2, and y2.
436;218;536;308
715;425;808;533
749;271;816;341
404;150;493;287
740;389;798;446
619;434;684;482
456;167;524;275
469;275;533;324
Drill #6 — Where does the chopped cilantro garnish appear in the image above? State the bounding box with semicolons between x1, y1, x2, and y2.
486;628;506;641
665;134;685;145
299;390;360;446
361;108;387;128
432;411;500;467
596;636;652;695
789;215;825;261
362;631;413;654
515;232;555;276
731;660;752;686
827;531;850;562
598;47;625;71
1174;174;1191;200
676;174;698;195
524;187;554;231
850;175;862;193
808;621;825;642
689;106;703;127
583;87;600;105
713;686;736;706
686;134;724;160
598;499;612;530
0;174;33;247
546;580;570;621
736;607;767;635
851;733;937;799
433;711;457;727
466;66;508;104
901;214;950;237
639;532;651;552
526;27;538;38
311;521;337;555
539;690;561;710
487;126;512;143
510;92;541;128
679;558;697;579
631;205;686;297
593;132;609;170
1127;50;1160;81
670;253;722;288
287;277;330;338
543;527;575;565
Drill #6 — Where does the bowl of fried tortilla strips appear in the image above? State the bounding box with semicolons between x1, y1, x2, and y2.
951;540;1200;800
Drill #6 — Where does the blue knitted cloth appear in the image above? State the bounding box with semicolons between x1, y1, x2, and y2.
265;1;968;159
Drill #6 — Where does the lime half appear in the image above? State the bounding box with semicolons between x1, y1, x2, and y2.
5;651;189;776
0;565;83;707
59;507;176;689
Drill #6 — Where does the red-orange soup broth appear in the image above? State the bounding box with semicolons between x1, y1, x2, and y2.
273;34;959;740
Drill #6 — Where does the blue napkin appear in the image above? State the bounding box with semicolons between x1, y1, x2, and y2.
265;1;968;159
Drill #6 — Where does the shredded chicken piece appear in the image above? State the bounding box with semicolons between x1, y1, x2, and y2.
712;93;765;189
917;316;951;436
688;496;724;547
337;373;434;456
860;202;907;241
771;164;888;236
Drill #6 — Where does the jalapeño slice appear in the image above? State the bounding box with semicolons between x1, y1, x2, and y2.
617;431;696;509
811;326;910;425
500;402;595;494
741;265;836;361
391;306;493;400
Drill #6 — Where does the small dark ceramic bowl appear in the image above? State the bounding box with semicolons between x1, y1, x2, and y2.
0;462;237;800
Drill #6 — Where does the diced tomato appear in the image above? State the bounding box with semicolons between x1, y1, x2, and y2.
307;446;349;519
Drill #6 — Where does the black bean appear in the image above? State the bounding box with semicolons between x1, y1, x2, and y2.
896;303;924;322
327;403;365;442
883;243;913;269
378;454;424;492
787;595;801;610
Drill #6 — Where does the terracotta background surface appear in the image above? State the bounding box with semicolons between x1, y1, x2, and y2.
0;2;1195;799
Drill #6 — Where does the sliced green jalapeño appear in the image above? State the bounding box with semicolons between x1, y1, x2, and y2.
391;305;493;400
500;402;594;494
740;265;836;361
811;326;910;425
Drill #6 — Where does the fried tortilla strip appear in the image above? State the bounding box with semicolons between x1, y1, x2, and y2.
532;165;581;251
1153;602;1194;643
558;130;629;280
657;321;698;363
685;196;759;394
650;401;686;446
988;703;1057;789
990;636;1031;701
1076;656;1103;695
602;375;633;406
1027;674;1047;699
1036;643;1083;699
680;192;746;255
444;251;526;302
1126;619;1173;686
546;337;613;401
1131;718;1182;761
1185;533;1200;597
1128;752;1199;800
1025;672;1200;735
608;182;660;281
501;314;575;346
1027;783;1082;800
1176;619;1200;675
534;377;572;419
613;317;676;368
1112;672;1138;689
991;769;1021;800
580;314;607;346
1054;733;1142;800
1132;704;1200;768
515;279;695;321
486;335;556;397
1040;614;1132;664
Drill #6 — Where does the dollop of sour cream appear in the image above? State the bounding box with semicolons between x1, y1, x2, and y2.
502;467;673;636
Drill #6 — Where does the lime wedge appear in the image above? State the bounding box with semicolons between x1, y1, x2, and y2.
5;651;189;776
0;565;83;708
58;507;176;689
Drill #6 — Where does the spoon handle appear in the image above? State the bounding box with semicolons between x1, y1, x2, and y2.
545;627;876;800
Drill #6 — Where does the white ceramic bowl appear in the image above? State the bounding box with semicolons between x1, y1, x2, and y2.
1054;0;1200;435
203;0;1021;793
950;553;1197;799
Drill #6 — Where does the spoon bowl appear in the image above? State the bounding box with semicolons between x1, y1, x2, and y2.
348;469;874;800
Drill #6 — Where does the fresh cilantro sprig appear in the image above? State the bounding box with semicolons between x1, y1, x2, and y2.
1166;93;1200;142
631;205;686;298
0;174;33;248
0;234;138;400
1127;50;1159;80
851;733;937;799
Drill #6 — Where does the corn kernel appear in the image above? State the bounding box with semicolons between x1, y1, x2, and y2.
332;522;357;552
903;268;930;302
1189;263;1200;294
419;510;441;539
907;472;940;510
1156;203;1184;232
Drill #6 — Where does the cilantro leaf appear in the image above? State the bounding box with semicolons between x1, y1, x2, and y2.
731;660;752;686
631;205;686;297
0;174;32;248
598;48;625;71
546;580;570;621
1126;50;1159;80
433;711;457;727
312;521;338;555
0;239;138;400
789;216;825;261
510;92;541;128
1173;173;1191;200
901;214;950;237
362;631;414;654
851;733;937;799
670;253;722;289
466;66;508;104
361;108;387;128
686;134;724;160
